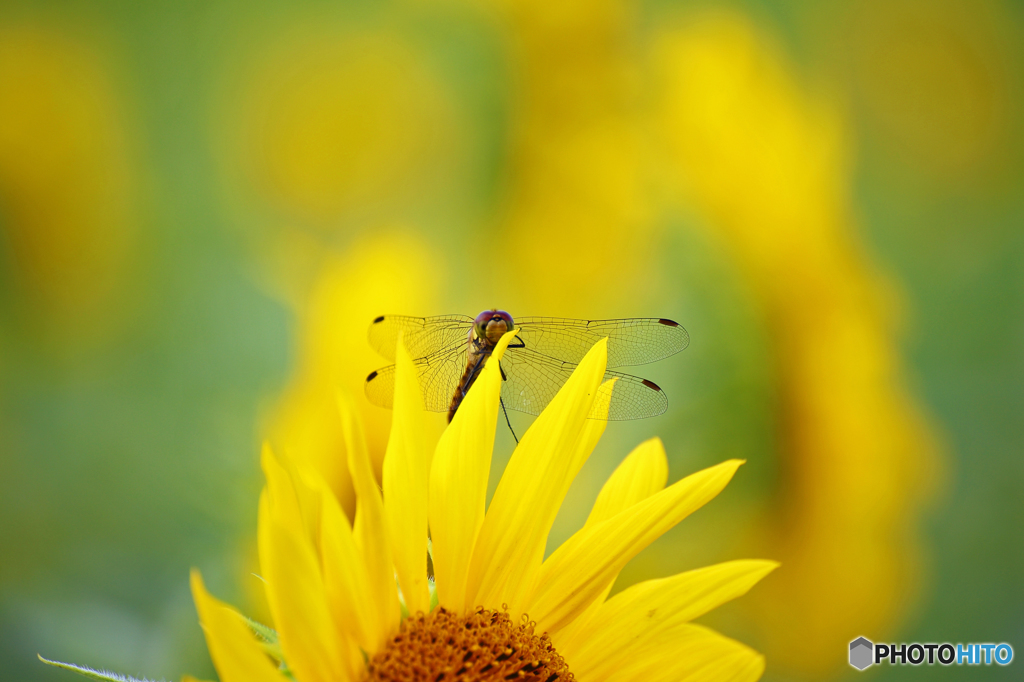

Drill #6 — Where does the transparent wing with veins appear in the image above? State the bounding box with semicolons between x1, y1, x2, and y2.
365;315;687;420
496;348;667;420
367;315;474;363
514;317;689;368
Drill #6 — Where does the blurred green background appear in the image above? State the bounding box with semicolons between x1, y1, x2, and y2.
1;1;1021;680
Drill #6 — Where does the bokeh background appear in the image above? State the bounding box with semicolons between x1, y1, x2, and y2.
1;1;1021;680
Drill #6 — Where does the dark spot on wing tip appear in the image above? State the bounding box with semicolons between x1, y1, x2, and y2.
658;318;679;327
366;370;378;382
372;315;385;323
641;379;663;391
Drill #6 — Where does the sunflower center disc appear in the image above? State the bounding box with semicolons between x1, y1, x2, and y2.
364;606;572;682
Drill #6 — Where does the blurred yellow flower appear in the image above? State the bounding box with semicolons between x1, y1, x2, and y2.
491;0;658;311
0;23;138;352
653;12;941;676
265;230;444;518
475;4;942;677
220;26;464;230
193;332;775;681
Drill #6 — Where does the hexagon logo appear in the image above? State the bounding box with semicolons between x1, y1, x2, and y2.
850;637;874;670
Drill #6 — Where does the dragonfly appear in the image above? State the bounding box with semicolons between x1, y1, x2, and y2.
365;311;689;434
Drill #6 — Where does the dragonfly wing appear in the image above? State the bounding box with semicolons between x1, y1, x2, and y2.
367;315;474;362
597;369;669;420
514;317;689;369
365;346;469;413
498;348;669;420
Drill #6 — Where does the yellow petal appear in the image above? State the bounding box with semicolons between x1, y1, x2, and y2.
382;333;432;615
338;390;400;650
604;559;778;624
527;459;744;634
261;443;321;551
513;374;614;615
429;330;517;612
564;376;615;495
318;470;379;655
189;570;282;682
560;559;777;667
574;622;764;682
554;437;669;649
586;438;669;526
258;491;354;682
466;339;608;614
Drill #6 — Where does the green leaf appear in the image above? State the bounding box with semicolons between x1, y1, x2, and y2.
241;615;278;643
428;578;439;611
37;655;156;682
239;615;286;664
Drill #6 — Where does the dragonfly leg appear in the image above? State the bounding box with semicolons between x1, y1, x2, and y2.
499;397;519;444
508;338;526;348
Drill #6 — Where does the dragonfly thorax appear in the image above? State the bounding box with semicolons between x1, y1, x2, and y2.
473;309;515;347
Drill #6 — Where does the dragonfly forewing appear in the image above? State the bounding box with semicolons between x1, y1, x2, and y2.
514;317;689;369
367;314;473;362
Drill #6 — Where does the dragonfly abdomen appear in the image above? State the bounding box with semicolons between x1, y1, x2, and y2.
447;344;491;422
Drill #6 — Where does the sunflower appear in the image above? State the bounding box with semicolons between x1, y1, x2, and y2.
191;331;776;682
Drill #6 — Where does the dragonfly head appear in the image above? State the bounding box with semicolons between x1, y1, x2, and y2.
474;309;515;346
